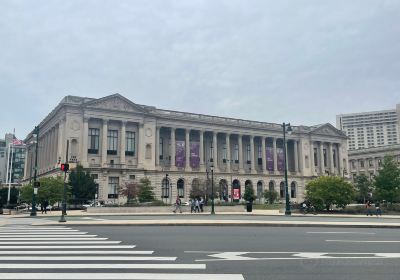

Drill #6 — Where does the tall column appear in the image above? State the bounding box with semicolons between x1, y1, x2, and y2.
294;140;299;173
213;131;219;172
310;141;315;175
170;128;176;170
298;138;304;176
261;137;266;173
226;133;231;173
81;117;89;167
199;130;204;171
49;128;54;168
137;123;145;168
329;143;334;174
273;137;277;173
120;121;126;165
155;126;160;167
319;142;324;174
338;143;343;175
250;135;255;173
238;134;244;172
57;119;65;163
185;129;191;171
101;119;108;167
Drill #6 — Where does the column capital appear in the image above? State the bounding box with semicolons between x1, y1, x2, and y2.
102;118;109;125
83;116;90;123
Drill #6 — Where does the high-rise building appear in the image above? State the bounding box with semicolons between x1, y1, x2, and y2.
0;134;26;186
336;104;400;150
23;94;348;204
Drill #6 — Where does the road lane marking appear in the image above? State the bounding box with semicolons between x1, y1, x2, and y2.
0;241;121;244
0;256;177;261
0;237;107;240
0;273;243;280
308;232;376;234
0;232;88;235
0;264;206;269
0;245;136;249
0;250;153;255
0;235;98;238
326;240;400;243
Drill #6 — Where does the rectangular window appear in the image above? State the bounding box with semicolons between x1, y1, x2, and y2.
323;149;327;166
108;177;119;198
222;144;227;162
257;144;262;165
333;150;337;168
126;131;135;156
246;144;251;163
234;144;239;163
314;148;318;167
360;160;364;168
209;141;214;161
88;128;100;154
107;130;118;155
159;137;163;160
369;160;373;167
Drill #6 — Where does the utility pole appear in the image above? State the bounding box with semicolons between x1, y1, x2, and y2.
30;126;39;217
59;140;69;223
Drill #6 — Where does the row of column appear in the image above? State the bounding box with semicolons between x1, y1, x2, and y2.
310;141;343;175
37;125;59;172
156;127;301;174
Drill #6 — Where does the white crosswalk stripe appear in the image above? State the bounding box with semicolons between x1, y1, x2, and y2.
0;225;244;280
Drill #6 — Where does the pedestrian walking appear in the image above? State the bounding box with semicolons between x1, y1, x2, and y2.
366;201;373;216
190;199;195;213
199;197;204;212
301;202;307;215
173;196;182;213
195;198;200;213
375;202;382;217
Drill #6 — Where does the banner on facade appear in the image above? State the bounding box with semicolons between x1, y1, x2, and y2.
233;188;240;200
266;147;274;171
190;142;200;168
175;140;185;168
277;147;284;171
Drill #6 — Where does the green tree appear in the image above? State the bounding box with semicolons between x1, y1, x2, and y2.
263;189;278;204
373;155;400;204
0;187;19;208
19;184;33;204
37;176;64;205
137;178;155;203
354;174;373;203
68;165;97;204
243;183;256;202
119;181;139;204
306;176;355;211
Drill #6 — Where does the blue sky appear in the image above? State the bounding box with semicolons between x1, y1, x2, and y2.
0;0;399;139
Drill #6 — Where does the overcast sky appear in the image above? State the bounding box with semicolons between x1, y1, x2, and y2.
1;0;399;139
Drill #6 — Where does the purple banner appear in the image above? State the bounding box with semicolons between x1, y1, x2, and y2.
175;141;185;168
190;142;200;168
277;147;284;171
266;147;274;171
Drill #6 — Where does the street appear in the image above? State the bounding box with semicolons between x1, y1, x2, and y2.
1;216;400;280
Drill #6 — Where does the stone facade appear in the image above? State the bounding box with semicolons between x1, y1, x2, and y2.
348;144;400;182
23;94;348;204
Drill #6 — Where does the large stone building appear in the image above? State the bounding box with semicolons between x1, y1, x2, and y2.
0;134;26;186
336;104;400;150
23;94;348;204
348;144;400;182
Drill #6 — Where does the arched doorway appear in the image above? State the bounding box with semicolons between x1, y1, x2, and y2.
190;178;202;199
279;181;285;199
219;179;228;201
290;181;297;199
257;181;264;202
232;179;241;202
177;178;184;198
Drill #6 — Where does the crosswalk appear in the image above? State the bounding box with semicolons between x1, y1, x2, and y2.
0;225;244;280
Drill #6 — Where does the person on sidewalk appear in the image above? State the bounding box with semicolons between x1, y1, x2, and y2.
173;196;182;213
190;199;195;213
199;197;204;213
366;201;373;216
195;198;200;213
375;201;382;217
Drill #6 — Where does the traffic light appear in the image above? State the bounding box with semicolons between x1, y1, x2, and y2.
60;163;69;172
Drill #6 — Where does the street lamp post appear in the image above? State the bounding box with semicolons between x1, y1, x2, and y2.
282;122;292;216
211;164;215;215
30;126;39;217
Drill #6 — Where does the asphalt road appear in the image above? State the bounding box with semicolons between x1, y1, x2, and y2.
2;218;399;280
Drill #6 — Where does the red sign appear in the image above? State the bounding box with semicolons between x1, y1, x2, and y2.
233;189;240;200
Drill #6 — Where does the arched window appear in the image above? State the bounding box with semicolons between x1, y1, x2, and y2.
177;179;184;198
279;182;285;198
269;181;275;192
257;181;263;199
291;182;296;198
161;177;170;198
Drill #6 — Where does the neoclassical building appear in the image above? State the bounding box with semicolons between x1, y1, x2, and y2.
24;94;349;204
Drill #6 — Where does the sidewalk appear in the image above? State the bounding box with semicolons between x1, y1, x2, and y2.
3;209;400;229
